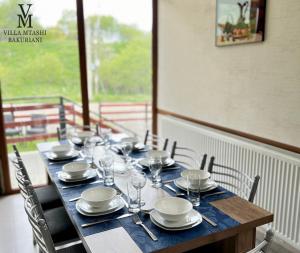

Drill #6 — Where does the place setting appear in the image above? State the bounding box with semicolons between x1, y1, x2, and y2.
174;170;218;194
111;137;148;155
149;197;203;231
46;143;80;162
76;187;125;217
57;160;98;183
138;150;177;170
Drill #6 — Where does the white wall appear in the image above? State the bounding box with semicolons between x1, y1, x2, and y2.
157;0;300;148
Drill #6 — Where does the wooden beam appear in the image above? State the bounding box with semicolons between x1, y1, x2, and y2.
76;0;90;126
158;108;300;154
152;0;158;135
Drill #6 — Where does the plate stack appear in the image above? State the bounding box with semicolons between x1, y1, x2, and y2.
76;187;124;216
58;161;96;182
150;197;202;231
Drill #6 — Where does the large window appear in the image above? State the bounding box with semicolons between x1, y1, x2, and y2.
84;0;152;137
0;0;81;190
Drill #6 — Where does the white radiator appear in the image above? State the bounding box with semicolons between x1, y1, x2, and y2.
159;115;300;249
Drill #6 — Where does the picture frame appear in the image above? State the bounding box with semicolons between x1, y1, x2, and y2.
216;0;266;47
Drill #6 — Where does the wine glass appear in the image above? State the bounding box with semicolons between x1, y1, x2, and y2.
131;171;146;210
121;141;133;168
149;157;162;188
100;128;112;149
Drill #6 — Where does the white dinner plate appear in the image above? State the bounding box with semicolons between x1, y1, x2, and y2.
139;158;175;168
58;169;97;182
150;209;202;231
76;197;124;216
46;150;79;161
174;178;218;192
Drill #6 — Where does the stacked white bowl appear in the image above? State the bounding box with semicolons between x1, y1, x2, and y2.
62;161;90;178
51;144;72;157
181;170;211;189
147;150;170;164
154;197;192;222
81;187;117;208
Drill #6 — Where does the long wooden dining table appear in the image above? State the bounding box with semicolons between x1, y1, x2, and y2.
37;138;273;253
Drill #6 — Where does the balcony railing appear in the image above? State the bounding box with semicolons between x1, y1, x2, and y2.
3;96;143;145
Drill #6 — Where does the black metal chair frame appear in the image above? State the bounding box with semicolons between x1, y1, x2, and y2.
208;156;260;203
170;141;207;170
143;130;169;151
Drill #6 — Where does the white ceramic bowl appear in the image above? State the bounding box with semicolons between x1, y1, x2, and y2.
181;170;211;188
154;197;192;222
147;150;170;164
51;144;72;157
81;187;117;208
62;161;90;178
121;137;139;146
75;131;94;141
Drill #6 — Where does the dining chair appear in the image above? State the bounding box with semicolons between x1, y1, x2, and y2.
170;141;207;170
12;144;62;210
143;130;169;151
26;114;47;135
207;156;260;203
24;184;86;253
247;229;274;253
4;113;22;136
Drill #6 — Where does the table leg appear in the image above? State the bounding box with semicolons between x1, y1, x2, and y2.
236;228;256;253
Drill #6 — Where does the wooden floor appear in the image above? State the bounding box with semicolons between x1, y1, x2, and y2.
0;194;297;253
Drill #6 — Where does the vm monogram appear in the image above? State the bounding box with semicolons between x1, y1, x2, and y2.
17;4;33;28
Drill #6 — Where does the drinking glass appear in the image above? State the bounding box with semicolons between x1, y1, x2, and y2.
187;175;201;207
127;182;139;213
82;138;96;163
149;157;162;188
121;141;133;168
99;154;114;186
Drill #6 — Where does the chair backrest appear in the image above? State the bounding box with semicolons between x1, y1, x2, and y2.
208;156;260;203
13;144;30;180
12;145;32;199
31;114;47;129
170;141;207;170
24;185;56;253
246;229;274;253
143;130;169;151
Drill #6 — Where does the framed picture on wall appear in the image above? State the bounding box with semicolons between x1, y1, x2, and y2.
216;0;266;47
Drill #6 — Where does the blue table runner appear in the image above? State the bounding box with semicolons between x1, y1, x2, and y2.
38;142;239;253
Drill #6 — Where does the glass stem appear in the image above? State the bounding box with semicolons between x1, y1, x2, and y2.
138;188;141;208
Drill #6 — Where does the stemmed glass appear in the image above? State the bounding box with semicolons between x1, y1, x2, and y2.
149;157;162;188
131;171;146;210
121;141;133;169
100;128;112;149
